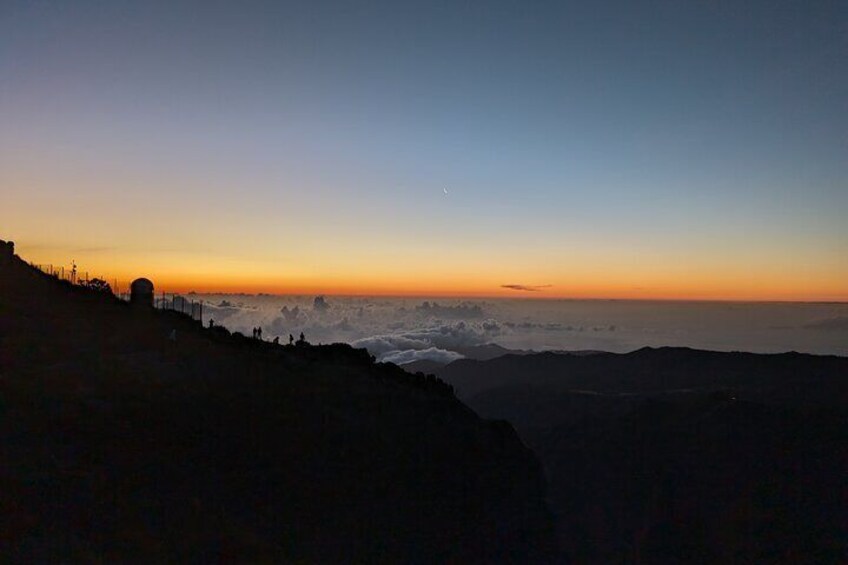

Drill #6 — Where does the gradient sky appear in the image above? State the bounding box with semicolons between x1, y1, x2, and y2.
2;0;846;300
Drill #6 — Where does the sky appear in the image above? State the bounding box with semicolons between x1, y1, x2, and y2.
2;0;847;300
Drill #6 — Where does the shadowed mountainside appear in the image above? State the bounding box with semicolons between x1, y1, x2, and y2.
434;349;848;563
440;348;848;403
0;245;555;562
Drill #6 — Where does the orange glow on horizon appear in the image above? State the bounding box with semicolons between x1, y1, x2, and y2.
14;242;847;303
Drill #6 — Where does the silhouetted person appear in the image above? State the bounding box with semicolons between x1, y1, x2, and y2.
252;327;257;339
257;327;263;340
289;334;294;345
209;319;214;329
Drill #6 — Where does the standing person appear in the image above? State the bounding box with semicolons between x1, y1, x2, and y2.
258;327;263;340
289;334;294;346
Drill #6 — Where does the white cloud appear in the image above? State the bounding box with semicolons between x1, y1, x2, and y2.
180;294;848;357
380;347;465;366
351;335;431;355
351;320;501;358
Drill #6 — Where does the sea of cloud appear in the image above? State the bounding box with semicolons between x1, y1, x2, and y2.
194;295;848;364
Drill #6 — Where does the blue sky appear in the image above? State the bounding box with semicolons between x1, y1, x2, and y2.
1;0;846;298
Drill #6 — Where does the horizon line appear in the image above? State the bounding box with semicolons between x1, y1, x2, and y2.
170;289;848;305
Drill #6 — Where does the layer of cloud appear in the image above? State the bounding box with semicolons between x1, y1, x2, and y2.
503;321;617;332
804;316;848;331
203;300;258;321
179;293;848;358
351;335;431;356
501;284;552;292
415;301;484;319
280;306;305;323
380;347;464;366
313;296;330;312
351;320;503;361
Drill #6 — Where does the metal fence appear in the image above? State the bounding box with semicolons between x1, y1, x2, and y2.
31;262;204;324
116;292;205;323
29;262;113;289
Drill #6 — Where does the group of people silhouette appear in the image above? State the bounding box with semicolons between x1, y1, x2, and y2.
206;319;306;347
247;326;306;346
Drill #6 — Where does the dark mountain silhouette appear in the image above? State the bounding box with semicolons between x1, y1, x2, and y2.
0;244;555;562
440;348;848;403
397;345;531;375
398;358;448;375
400;345;601;374
434;349;848;563
452;343;533;361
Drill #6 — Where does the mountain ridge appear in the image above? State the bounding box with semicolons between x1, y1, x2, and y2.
437;346;848;401
429;339;848;562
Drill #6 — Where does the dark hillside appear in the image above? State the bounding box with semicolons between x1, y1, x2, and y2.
441;348;848;404
0;245;554;562
436;348;848;563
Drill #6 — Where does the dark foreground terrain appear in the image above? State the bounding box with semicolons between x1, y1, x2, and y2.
0;246;555;562
435;348;848;563
5;238;847;564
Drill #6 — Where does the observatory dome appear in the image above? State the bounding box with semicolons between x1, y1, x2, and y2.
130;277;154;307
